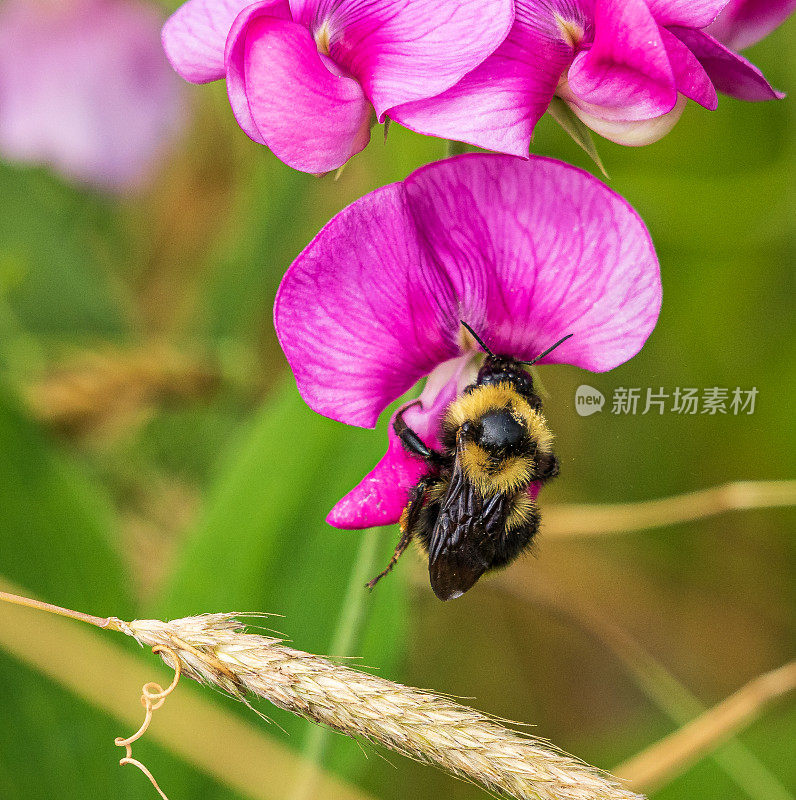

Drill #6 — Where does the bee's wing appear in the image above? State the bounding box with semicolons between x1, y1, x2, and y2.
427;448;508;601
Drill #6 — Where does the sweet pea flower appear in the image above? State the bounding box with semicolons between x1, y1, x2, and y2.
391;0;786;153
0;0;185;191
162;0;514;173
275;154;661;529
707;0;795;50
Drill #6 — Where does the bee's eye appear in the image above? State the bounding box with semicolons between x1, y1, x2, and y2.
476;410;525;453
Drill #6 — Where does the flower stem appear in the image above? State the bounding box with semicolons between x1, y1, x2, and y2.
494;573;793;800
0;577;370;800
0;589;121;631
543;480;796;538
615;661;796;793
289;530;382;800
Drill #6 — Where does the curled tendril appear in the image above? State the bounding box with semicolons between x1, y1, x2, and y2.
114;645;181;800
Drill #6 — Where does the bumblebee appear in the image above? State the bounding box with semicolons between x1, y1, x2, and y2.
368;322;571;601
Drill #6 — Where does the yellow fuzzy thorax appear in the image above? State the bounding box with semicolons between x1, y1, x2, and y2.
506;492;536;531
445;383;554;495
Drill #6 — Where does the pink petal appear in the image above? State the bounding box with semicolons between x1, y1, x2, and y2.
224;3;272;145
328;400;443;529
0;0;185;191
660;27;718;108
706;0;796;50
309;0;516;119
567;0;678;120
226;14;372;172
275;154;660;435
672;26;784;100
327;421;423;528
329;355;477;528
163;0;288;83
645;0;730;27
391;3;573;157
274;182;460;429
403;155;661;370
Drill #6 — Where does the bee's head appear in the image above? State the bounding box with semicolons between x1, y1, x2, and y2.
459;321;573;408
460;407;528;457
476;355;536;400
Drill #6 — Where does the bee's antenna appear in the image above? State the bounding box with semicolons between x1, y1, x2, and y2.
460;320;495;358
523;333;574;367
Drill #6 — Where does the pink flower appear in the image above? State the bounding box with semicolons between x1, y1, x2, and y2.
162;0;514;173
392;0;786;153
0;0;185;192
707;0;795;51
275;154;661;529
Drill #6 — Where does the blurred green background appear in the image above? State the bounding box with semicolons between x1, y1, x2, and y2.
0;11;793;800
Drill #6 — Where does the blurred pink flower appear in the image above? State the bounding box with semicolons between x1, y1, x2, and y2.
392;0;785;153
707;0;795;50
162;0;514;173
274;154;661;528
0;0;186;192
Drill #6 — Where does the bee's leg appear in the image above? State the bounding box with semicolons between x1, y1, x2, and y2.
366;479;428;590
394;403;445;468
365;529;413;591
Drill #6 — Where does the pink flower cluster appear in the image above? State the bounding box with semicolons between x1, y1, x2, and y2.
393;0;792;151
163;0;514;172
163;0;793;169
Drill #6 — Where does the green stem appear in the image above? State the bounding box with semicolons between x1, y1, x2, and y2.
444;140;470;158
288;531;381;800
522;579;792;800
624;656;793;800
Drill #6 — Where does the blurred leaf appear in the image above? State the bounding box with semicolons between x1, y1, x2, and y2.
650;705;796;800
0;383;129;613
0;165;127;340
116;401;252;488
157;379;408;783
287;531;385;800
0;381;135;799
201;158;310;342
0;383;242;800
